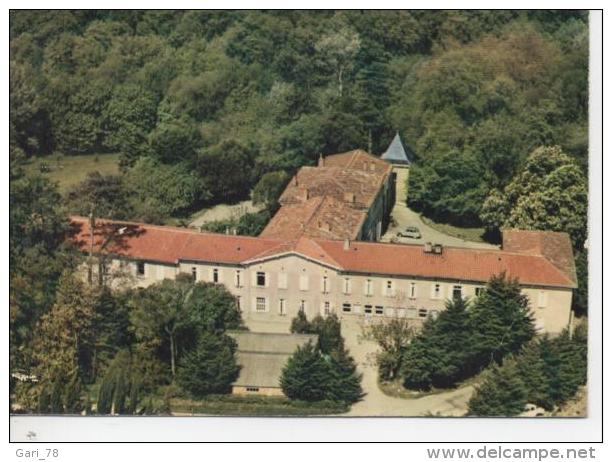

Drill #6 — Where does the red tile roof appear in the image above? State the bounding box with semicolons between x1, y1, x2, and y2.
309;239;576;288
70;216;284;266
260;196;367;241
502;229;577;285
267;149;392;241
70;217;576;289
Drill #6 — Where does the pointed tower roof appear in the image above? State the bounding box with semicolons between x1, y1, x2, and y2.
381;132;413;165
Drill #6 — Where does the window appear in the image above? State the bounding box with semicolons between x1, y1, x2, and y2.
324;301;331;315
418;308;428;318
191;267;197;281
213;268;219;283
246;387;259;392
375;305;384;315
255;297;266;312
278;272;288;289
299;300;307;313
299;274;309;291
279;299;286;316
235;270;241;288
538;291;548;308
475;287;485;297
256;272;266;287
136;262;145;277
342;303;352;313
431;283;442;299
365;279;373;296
385;280;394;297
409;282;417;298
342;278;351;294
237;296;242;311
406;308;417;318
322;276;329;294
364;305;373;314
452;285;462;301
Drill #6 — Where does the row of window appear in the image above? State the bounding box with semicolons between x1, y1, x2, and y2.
133;263;546;308
136;264;471;300
251;297;440;319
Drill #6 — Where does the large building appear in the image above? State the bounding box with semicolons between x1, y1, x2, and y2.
71;215;577;335
260;149;395;241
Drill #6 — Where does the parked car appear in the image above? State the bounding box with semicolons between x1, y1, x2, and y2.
397;226;421;239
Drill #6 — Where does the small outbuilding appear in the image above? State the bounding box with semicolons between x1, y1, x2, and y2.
229;331;318;397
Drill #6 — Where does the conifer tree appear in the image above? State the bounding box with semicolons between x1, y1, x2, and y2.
290;310;312;334
467;358;528;416
325;347;363;404
514;339;552;409
401;297;471;389
280;341;332;402
468;273;535;370
177;332;240;398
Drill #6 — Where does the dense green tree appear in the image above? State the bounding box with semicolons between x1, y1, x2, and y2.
402;297;473;389
468;273;535;369
480;146;588;248
408;150;488;226
65;171;133;220
197;139;255;203
289;312;345;355
290;310;312;334
177;332;240;398
467;358;528;417
280;341;362;404
10;159;73;375
103;84;158;166
29;272;96;412
129;277;196;379
126;157;204;222
148;120;202;165
96;350;143;415
252;170;290;210
280;341;333;402
184;282;243;337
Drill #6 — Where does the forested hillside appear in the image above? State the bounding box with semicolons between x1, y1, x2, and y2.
10;10;588;225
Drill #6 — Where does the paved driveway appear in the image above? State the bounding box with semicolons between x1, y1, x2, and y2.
340;317;474;417
383;204;498;250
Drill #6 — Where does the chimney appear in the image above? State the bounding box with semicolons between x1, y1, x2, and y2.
343;192;356;204
318;153;325;167
433;243;443;254
299;187;310;201
320;221;331;231
225;226;230;235
343;239;350;251
424;242;433;253
369;161;376;171
293;175;298;186
363;161;368;171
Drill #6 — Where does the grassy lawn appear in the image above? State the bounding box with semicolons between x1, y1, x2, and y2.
24;153;120;193
420;216;488;244
170;395;349;416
